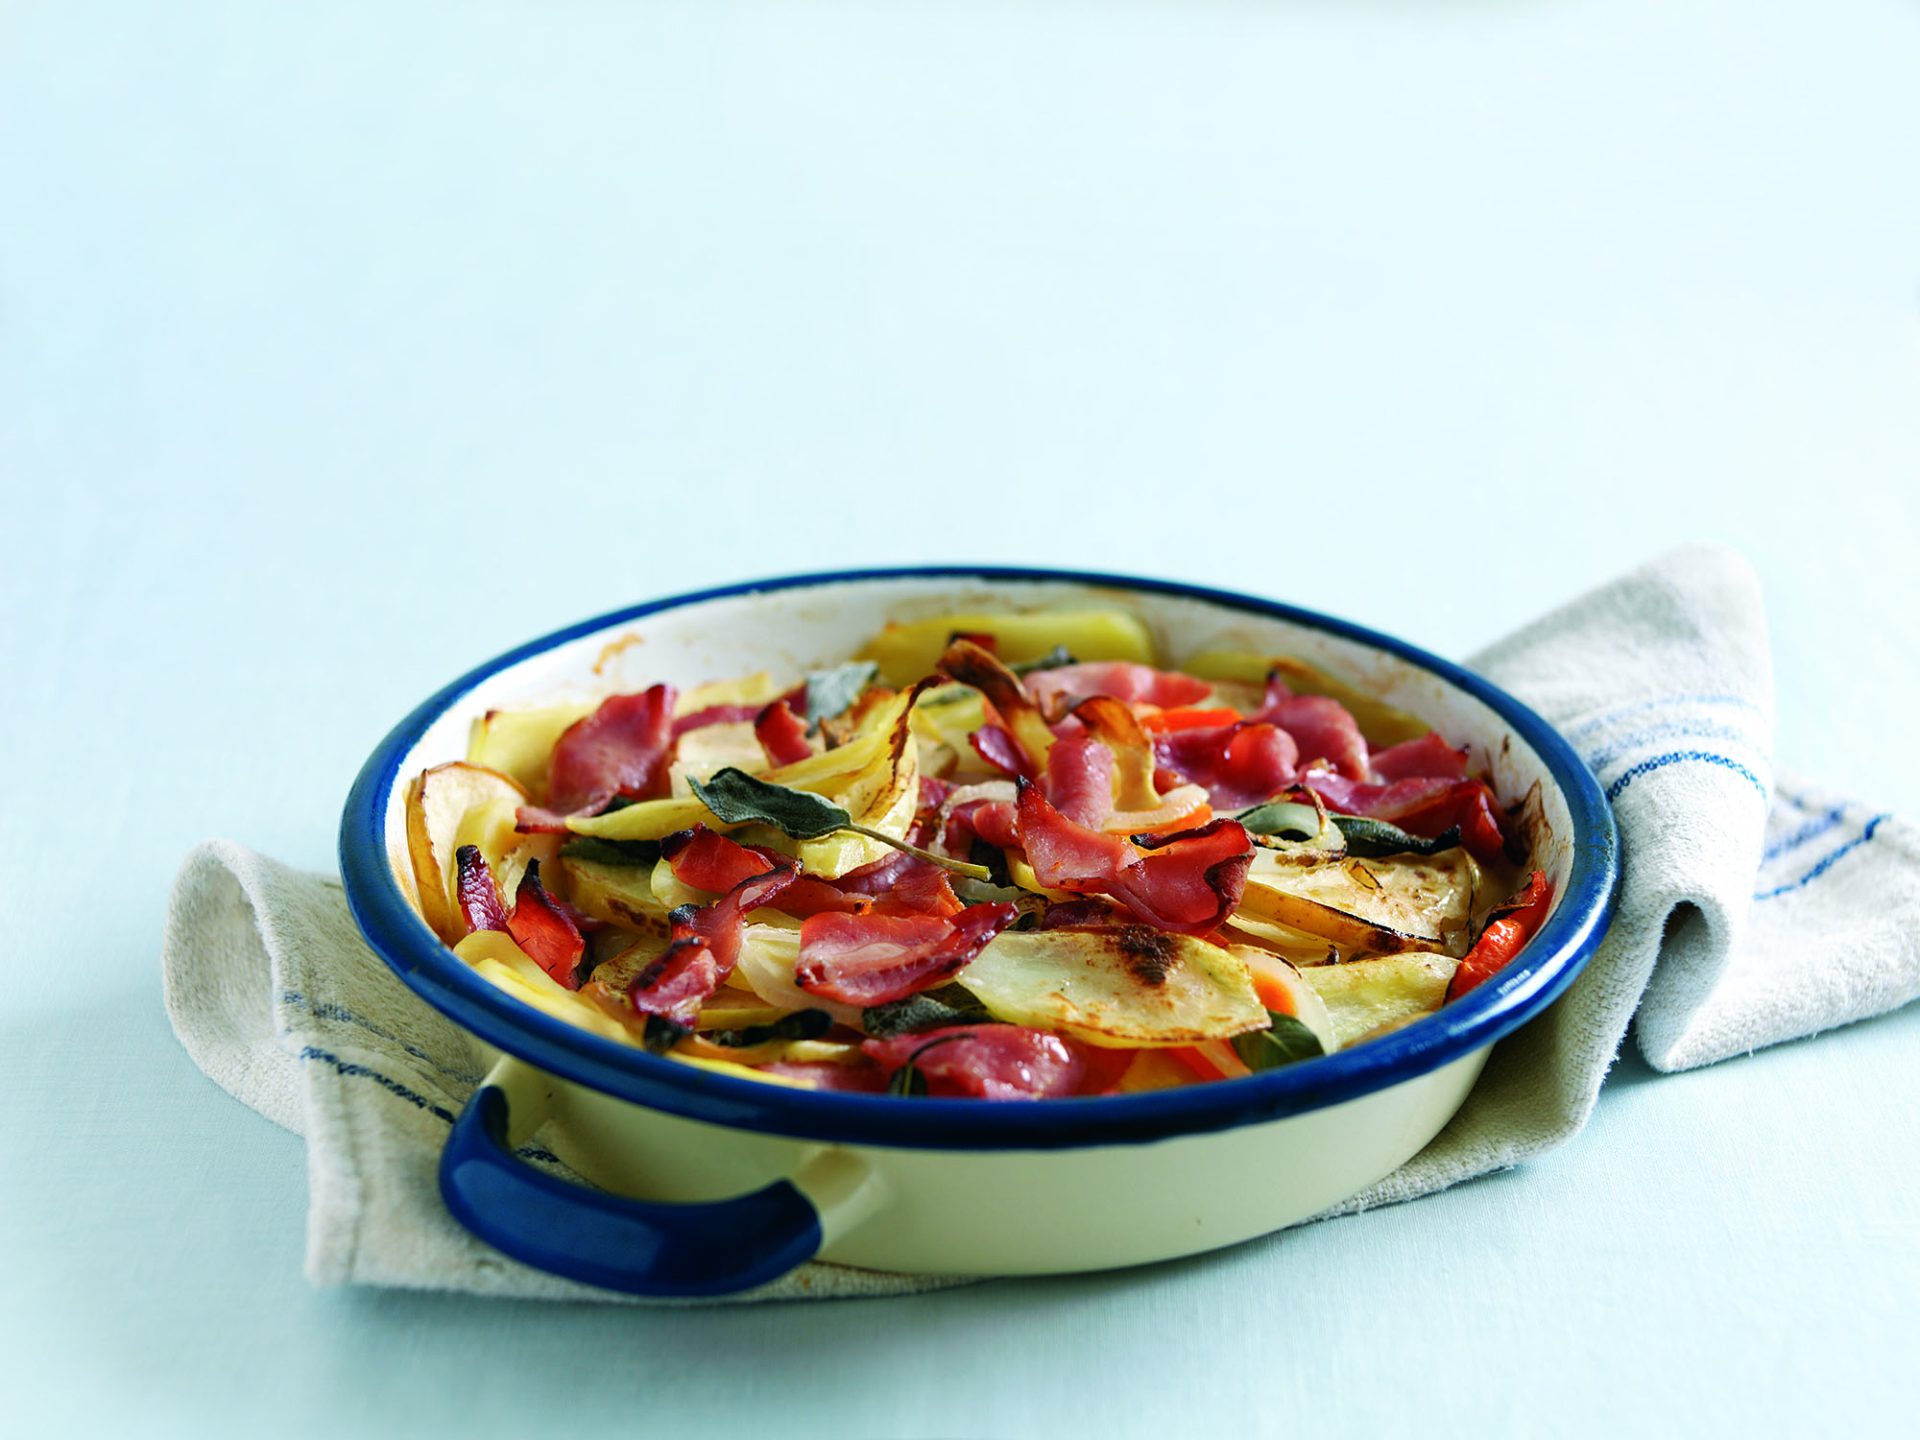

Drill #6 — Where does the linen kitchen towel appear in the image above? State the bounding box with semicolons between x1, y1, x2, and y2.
162;545;1920;1301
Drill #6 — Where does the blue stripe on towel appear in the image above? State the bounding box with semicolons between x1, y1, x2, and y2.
1761;805;1849;864
283;991;487;1089
1604;750;1769;804
297;1045;562;1164
1583;718;1762;775
1754;815;1890;901
1565;692;1764;744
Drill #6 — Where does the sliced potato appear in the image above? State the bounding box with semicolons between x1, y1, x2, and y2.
557;855;676;928
1179;651;1430;746
466;702;596;797
672;1034;865;1067
1239;849;1478;955
405;761;555;943
457;931;641;1046
956;928;1266;1048
692;989;788;1032
565;795;718;842
1222;913;1341;966
858;609;1156;687
1297;952;1459;1047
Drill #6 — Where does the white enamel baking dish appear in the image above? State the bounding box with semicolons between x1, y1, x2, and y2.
340;568;1618;1296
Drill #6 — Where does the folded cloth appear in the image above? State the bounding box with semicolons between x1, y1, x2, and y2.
161;545;1920;1302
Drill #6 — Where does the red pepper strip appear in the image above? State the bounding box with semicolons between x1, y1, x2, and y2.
1448;870;1554;1000
1140;706;1242;735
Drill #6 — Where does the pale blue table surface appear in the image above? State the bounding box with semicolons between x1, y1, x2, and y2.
4;1;1917;1435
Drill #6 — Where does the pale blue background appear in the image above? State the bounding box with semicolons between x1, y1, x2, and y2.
3;1;1917;1435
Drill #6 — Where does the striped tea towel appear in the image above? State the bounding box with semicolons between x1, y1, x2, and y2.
160;544;1920;1300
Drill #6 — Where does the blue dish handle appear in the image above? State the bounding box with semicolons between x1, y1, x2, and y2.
440;1081;825;1298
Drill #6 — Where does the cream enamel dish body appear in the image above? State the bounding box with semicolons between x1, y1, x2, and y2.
340;568;1618;1296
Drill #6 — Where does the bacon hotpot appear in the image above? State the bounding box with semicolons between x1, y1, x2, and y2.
340;569;1617;1296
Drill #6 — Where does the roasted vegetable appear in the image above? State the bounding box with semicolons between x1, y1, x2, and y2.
954;927;1266;1047
1298;952;1460;1046
405;761;556;943
413;607;1531;1099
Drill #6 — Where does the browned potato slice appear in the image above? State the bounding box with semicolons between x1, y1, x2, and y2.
957;927;1266;1047
557;855;676;928
1240;849;1477;955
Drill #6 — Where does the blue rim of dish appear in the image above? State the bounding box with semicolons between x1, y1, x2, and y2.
341;565;1619;1151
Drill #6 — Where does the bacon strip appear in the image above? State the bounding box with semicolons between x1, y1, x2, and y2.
670;703;760;737
1015;780;1253;935
505;860;587;989
517;684;676;830
661;827;864;918
969;723;1036;780
859;1024;1100;1099
1254;688;1369;780
831;849;963;918
753;699;814;767
1152;721;1298;809
1044;735;1115;828
1369;731;1469;782
795;902;1017;1007
626;867;797;1031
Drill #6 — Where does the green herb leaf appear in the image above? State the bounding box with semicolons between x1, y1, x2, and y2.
1010;646;1077;677
559;836;665;868
1338;819;1461;858
640;1016;689;1054
689;767;851;840
885;1064;928;1096
1231;1011;1326;1072
1237;801;1460;858
803;661;879;727
862;985;992;1038
710;1008;834;1048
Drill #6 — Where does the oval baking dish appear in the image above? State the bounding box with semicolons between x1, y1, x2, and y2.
340;567;1618;1296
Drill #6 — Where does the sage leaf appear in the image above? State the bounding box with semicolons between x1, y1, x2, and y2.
559;836;665;868
1231;1011;1326;1071
710;1008;834;1048
689;767;851;840
1237;801;1461;858
1338;818;1461;858
862;985;992;1038
803;661;879;727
